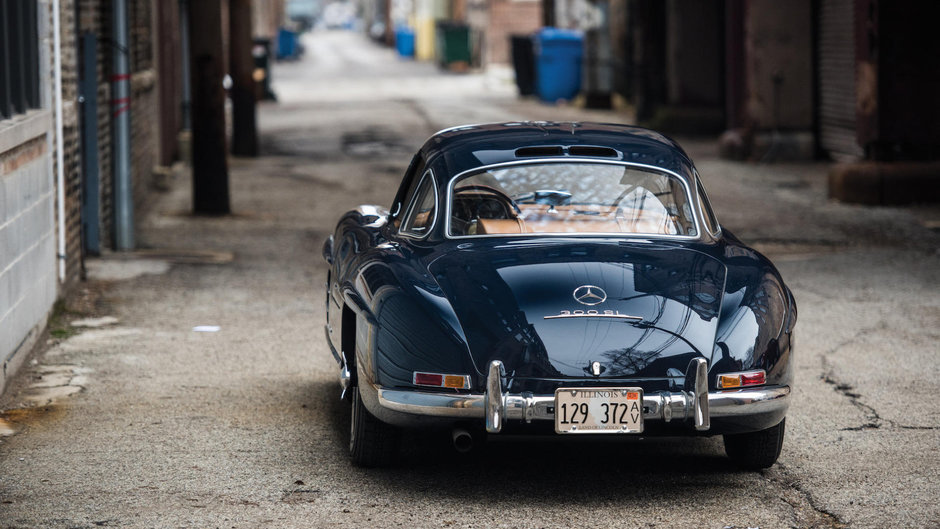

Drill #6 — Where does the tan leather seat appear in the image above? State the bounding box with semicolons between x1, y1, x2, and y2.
477;218;527;234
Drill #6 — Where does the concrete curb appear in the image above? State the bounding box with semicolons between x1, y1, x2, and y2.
829;162;940;205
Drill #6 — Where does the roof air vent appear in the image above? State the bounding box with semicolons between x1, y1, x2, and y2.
515;146;565;157
568;146;619;158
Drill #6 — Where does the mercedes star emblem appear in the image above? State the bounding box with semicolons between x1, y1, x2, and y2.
573;285;607;306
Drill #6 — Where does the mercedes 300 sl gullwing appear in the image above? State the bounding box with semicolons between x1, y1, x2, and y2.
322;122;796;468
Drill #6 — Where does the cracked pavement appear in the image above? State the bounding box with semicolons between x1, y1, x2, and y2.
0;30;938;528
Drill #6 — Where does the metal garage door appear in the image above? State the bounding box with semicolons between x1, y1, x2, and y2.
817;0;864;160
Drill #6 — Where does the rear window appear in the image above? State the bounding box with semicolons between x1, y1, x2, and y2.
449;162;698;238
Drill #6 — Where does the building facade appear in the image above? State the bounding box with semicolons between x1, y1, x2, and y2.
601;0;939;202
1;0;182;395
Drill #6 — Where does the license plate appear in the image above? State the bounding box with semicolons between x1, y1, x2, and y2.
554;387;644;434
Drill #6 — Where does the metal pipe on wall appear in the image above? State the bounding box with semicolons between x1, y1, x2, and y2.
52;0;66;281
112;0;134;250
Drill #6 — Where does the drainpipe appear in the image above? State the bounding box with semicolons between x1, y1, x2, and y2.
52;0;66;281
112;0;134;249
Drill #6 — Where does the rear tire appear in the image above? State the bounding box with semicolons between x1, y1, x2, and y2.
723;418;786;470
349;385;400;467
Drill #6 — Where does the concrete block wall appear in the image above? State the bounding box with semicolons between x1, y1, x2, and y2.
0;1;60;394
0;122;58;394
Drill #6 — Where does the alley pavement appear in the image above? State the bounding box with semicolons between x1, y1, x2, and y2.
1;30;938;528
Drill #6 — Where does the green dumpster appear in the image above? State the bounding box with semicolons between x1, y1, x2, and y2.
435;22;471;69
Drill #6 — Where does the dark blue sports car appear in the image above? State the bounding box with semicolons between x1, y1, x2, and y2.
323;122;796;468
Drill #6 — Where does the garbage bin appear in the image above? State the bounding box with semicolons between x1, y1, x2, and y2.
535;28;583;103
510;34;536;96
277;28;298;60
436;22;471;69
395;26;415;58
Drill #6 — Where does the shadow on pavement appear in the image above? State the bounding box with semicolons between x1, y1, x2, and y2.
312;377;753;505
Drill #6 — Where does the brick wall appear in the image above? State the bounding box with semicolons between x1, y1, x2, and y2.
154;1;182;166
76;0;158;247
252;0;286;39
129;0;153;72
78;0;114;250
477;0;542;66
55;0;84;288
129;0;157;216
130;70;157;212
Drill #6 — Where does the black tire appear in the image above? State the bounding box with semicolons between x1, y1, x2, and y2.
723;419;786;470
349;385;400;467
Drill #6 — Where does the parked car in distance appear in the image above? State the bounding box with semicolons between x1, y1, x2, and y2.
322;122;796;468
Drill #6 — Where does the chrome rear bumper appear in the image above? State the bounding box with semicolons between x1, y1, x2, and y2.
370;359;790;433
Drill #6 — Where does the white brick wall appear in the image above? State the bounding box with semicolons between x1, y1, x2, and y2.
0;132;57;388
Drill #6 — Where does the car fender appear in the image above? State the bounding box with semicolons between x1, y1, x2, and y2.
714;243;796;388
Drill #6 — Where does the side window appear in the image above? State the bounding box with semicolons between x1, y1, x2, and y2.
696;179;720;236
400;171;436;237
390;154;426;228
0;2;41;120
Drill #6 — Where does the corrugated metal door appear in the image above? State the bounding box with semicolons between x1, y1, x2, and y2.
818;0;864;160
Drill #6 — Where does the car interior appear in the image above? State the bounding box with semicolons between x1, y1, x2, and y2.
449;164;696;237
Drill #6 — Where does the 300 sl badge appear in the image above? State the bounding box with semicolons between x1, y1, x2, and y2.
544;309;643;321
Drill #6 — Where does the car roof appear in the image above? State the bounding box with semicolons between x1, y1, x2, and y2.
419;122;697;180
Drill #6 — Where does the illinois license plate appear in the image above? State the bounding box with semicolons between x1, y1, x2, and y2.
554;388;644;434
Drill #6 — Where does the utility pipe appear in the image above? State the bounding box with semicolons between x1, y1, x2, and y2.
52;0;66;281
112;0;134;249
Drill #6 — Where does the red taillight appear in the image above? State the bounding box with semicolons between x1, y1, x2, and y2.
414;373;443;386
740;371;766;386
718;370;766;389
413;372;470;389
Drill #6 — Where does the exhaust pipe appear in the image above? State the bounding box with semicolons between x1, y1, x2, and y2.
451;428;474;453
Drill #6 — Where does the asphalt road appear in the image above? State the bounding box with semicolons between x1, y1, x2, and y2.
1;31;938;529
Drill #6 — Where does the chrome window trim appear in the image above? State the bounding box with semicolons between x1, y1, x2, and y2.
399;169;438;240
444;158;704;241
693;169;722;239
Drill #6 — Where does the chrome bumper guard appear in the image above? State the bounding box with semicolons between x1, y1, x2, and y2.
375;359;790;434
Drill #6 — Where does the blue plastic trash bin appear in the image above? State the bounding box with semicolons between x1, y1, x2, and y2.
395;26;415;58
277;28;297;60
535;28;583;103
